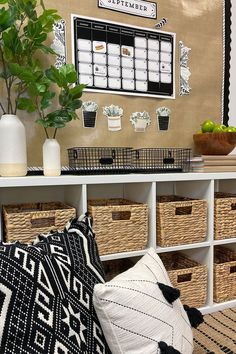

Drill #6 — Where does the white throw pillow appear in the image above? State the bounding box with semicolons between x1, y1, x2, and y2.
93;248;193;354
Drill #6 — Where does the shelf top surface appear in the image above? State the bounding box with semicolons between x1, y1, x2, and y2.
1;171;236;187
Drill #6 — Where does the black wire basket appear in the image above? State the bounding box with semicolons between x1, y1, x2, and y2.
67;147;133;174
131;148;191;173
67;147;191;174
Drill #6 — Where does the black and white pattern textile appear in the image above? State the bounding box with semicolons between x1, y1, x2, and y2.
93;248;194;354
0;215;111;354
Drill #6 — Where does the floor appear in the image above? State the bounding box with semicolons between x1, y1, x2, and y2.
193;308;236;353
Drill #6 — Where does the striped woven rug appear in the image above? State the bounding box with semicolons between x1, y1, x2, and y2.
193;307;236;353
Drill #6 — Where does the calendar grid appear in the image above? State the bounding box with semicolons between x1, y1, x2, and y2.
73;15;175;98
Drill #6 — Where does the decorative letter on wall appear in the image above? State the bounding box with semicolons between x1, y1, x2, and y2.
179;41;191;96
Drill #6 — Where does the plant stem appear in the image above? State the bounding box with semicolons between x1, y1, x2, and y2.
53;128;57;139
0;102;6;115
44;127;49;139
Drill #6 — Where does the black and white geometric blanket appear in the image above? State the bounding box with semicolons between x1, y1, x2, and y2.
0;215;111;354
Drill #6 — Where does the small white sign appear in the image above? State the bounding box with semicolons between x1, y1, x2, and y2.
98;0;157;19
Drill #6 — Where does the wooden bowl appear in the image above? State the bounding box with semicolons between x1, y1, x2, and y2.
193;132;236;155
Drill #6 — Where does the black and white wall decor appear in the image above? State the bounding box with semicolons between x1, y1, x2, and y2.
98;0;157;19
51;19;66;68
72;15;176;99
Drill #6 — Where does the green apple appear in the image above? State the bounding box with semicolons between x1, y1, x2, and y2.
212;124;227;133
201;120;215;133
225;126;236;132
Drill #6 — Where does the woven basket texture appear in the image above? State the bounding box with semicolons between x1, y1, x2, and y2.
160;252;207;308
3;202;76;243
156;195;207;247
214;246;236;302
103;258;135;281
214;192;236;240
88;198;148;255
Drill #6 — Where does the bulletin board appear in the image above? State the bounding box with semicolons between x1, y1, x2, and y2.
73;15;175;98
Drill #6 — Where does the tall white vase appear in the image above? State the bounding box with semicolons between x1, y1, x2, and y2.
43;138;61;176
0;114;27;177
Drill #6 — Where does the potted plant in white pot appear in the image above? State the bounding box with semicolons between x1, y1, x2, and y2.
156;107;171;131
130;111;151;132
103;104;123;131
18;64;85;176
82;101;98;128
0;0;60;176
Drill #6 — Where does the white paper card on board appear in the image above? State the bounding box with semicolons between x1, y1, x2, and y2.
160;73;172;83
108;43;120;56
135;37;147;49
93;41;107;53
161;41;172;52
148;50;159;61
108;77;121;89
135;48;147;59
79;62;93;75
94;76;108;88
160;52;172;63
122;68;134;79
160;62;172;73
93;53;107;65
148;71;159;82
121;45;134;57
136;80;148;91
135;59;147;70
78;51;92;63
77;39;92;51
122;79;135;90
148;39;159;51
148;61;159;72
108;66;121;78
122;57;134;68
94;64;107;76
135;70;147;80
79;74;93;86
108;55;120;66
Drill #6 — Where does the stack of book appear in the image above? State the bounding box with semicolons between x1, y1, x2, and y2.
191;155;236;172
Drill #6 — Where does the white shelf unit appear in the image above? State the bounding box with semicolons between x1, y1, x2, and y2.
0;172;236;315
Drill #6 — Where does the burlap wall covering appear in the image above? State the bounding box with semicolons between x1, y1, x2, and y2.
21;0;225;165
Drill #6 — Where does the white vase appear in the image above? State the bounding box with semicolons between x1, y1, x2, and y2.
107;116;122;131
0;114;27;177
134;119;148;132
43;138;61;176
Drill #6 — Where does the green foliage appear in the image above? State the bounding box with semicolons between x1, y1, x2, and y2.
0;1;85;138
21;64;86;138
0;0;60;114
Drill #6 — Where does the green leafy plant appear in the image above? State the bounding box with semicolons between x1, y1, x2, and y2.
0;0;61;115
103;104;123;117
0;1;86;138
130;111;151;125
82;101;98;112
156;107;171;117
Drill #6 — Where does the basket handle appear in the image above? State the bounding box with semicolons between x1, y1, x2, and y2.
112;210;131;221
177;273;192;283
230;265;236;274
30;212;56;228
175;205;192;216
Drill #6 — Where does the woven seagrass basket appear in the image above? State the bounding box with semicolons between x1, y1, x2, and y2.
160;252;207;308
3;202;76;243
157;195;207;247
214;246;236;302
214;192;236;240
88;198;148;255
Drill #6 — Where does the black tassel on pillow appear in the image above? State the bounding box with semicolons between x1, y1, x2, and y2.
184;304;204;328
158;282;180;304
159;341;181;354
